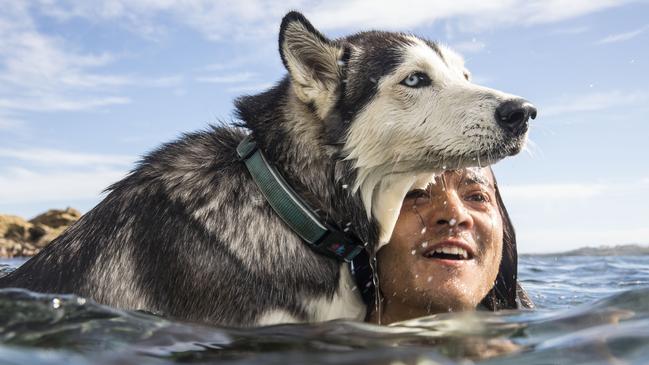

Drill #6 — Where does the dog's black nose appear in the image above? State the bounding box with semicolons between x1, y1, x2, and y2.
495;99;537;135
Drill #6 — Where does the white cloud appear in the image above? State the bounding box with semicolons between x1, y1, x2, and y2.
0;96;131;112
0;113;24;130
27;0;643;41
0;4;184;117
519;227;649;254
0;148;136;167
200;63;237;71
35;0;302;41
0;167;127;205
450;39;486;53
309;0;636;32
502;178;649;201
226;83;276;93
511;0;629;25
0;17;119;92
0;120;15;129
549;25;590;35
596;24;649;44
196;72;256;84
0;147;137;208
144;75;184;87
0;148;136;205
308;0;499;30
505;179;649;253
501;182;607;200
0;0;637;119
542;90;649;117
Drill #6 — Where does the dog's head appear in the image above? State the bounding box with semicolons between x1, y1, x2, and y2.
278;12;537;247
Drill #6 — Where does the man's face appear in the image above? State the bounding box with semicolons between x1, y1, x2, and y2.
375;167;503;323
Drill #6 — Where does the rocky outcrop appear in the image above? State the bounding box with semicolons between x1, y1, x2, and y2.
0;208;81;258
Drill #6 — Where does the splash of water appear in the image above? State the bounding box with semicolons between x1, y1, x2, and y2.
369;249;382;325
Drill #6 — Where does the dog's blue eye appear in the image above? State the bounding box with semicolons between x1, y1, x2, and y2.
401;72;431;88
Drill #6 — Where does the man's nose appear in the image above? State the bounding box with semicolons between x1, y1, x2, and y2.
428;192;473;230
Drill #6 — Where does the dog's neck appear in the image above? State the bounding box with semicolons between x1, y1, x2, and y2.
236;77;378;246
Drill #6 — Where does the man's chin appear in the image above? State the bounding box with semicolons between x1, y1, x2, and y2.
415;286;482;313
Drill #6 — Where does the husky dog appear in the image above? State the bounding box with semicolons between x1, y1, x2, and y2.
0;12;536;326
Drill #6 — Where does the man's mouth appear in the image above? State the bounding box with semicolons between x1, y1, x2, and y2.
422;240;475;261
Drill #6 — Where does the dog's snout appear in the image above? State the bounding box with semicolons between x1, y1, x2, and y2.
495;99;537;135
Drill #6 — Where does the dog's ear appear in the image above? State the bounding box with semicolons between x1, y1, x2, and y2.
279;11;345;118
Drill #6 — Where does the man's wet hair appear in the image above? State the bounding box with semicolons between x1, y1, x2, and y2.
480;170;534;310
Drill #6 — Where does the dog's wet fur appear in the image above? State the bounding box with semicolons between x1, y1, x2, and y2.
0;12;535;326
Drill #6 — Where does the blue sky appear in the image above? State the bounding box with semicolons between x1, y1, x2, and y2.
0;1;648;253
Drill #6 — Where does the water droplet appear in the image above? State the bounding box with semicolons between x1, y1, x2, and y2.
411;249;416;255
449;218;457;226
76;298;86;305
427;276;432;282
420;227;427;234
52;298;61;309
421;241;428;247
345;222;352;227
342;184;348;189
337;60;346;66
369;77;377;83
369;251;382;324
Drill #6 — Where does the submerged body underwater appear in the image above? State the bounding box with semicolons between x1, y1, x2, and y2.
1;254;649;365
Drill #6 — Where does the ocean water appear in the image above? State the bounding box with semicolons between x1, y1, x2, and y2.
1;255;648;365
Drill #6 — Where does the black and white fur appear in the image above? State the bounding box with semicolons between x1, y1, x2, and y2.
0;12;535;326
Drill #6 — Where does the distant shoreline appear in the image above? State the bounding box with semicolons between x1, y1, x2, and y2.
3;210;649;259
522;244;649;257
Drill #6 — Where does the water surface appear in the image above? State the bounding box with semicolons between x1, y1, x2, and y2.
1;255;648;364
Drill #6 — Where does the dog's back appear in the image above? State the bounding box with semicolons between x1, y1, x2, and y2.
0;126;344;325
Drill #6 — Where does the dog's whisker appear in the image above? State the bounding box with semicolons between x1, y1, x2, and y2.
529;122;555;136
524;138;544;159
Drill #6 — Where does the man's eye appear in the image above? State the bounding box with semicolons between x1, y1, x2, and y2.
400;72;432;88
466;192;489;202
406;189;429;199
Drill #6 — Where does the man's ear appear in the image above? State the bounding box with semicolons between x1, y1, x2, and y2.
279;11;346;118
